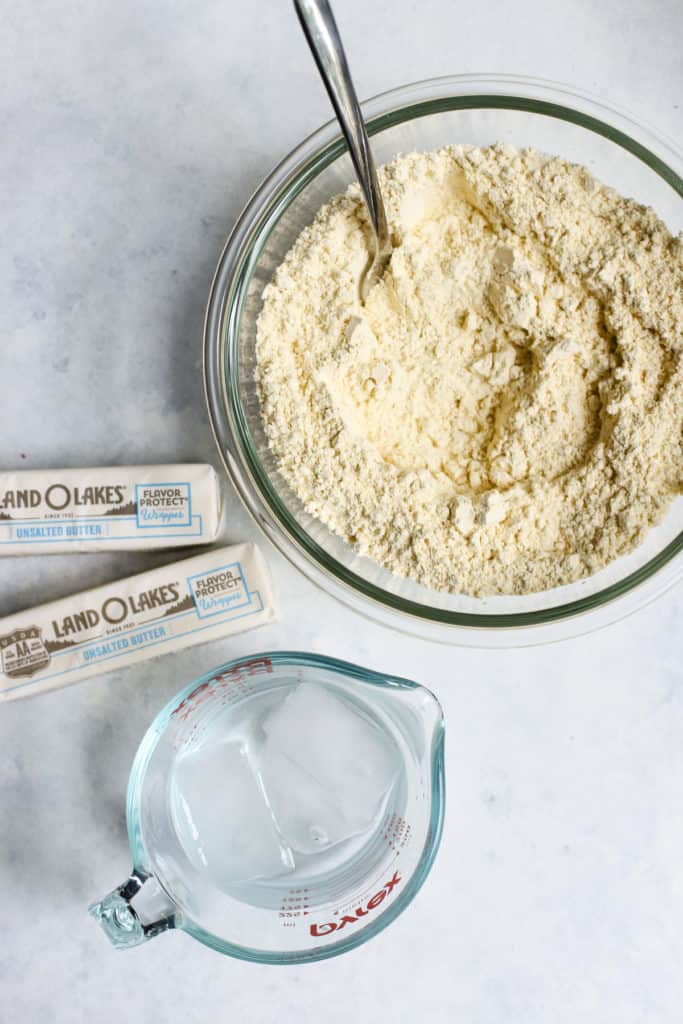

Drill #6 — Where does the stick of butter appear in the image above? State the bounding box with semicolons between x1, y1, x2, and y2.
0;543;274;702
0;464;221;554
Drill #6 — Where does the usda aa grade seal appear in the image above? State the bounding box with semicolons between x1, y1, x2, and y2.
0;626;51;678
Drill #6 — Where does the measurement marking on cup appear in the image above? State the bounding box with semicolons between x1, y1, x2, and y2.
171;658;273;721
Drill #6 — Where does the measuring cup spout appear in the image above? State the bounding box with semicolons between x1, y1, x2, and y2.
89;870;177;950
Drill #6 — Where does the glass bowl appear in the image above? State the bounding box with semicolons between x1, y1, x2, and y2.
204;74;683;646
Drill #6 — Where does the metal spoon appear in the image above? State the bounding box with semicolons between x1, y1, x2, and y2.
293;0;392;301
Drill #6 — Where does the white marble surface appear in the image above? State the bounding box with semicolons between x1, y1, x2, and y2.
1;0;682;1020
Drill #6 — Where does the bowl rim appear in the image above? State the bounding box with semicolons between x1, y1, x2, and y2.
204;73;683;645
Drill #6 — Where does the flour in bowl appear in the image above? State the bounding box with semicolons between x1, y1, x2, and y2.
255;144;683;596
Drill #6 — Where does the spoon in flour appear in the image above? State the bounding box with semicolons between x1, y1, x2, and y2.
294;0;392;301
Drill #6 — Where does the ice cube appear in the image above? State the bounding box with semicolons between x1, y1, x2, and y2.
262;683;399;832
171;739;294;888
258;744;356;855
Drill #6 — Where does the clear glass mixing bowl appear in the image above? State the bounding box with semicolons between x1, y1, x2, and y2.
204;75;683;646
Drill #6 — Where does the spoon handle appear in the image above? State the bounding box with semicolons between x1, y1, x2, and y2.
293;0;390;259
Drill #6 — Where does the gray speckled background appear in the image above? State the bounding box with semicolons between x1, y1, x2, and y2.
1;1;682;1021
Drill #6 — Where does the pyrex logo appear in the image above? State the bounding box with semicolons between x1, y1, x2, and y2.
309;872;401;938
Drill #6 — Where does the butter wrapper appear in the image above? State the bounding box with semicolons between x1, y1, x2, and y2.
0;464;221;554
0;544;274;702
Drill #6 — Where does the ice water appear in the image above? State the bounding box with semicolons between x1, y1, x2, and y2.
170;681;401;902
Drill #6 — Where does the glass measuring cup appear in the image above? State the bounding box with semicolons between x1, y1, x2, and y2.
89;651;445;963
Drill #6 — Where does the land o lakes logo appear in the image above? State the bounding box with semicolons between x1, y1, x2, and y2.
0;626;51;678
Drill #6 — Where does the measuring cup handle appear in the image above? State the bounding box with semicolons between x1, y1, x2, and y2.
89;870;176;950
